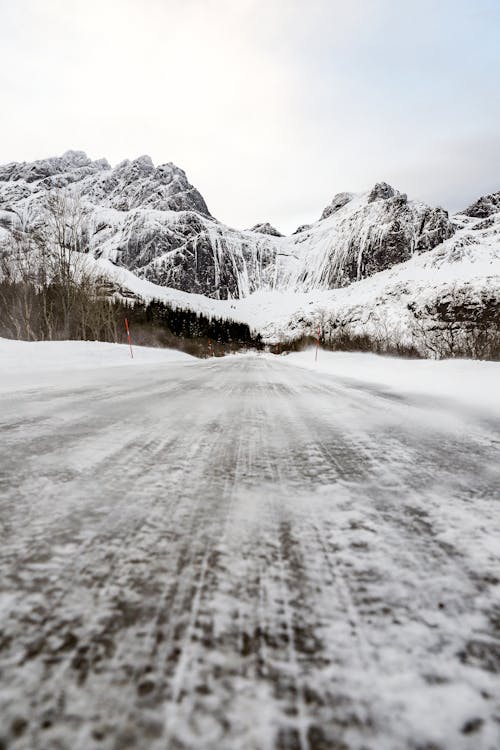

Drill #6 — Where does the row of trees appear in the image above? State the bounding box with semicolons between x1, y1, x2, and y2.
120;299;261;356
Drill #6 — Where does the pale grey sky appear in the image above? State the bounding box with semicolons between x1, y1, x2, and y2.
0;0;499;233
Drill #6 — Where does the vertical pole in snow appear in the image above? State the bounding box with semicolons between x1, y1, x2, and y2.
125;318;134;359
315;323;321;362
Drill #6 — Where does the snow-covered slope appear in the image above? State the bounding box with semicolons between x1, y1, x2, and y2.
0;338;194;392
255;211;500;344
0;152;454;299
90;209;499;348
278;183;454;291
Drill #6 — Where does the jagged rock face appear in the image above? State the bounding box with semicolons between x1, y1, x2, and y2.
128;186;454;296
136;219;278;299
83;157;211;214
414;207;455;252
409;286;500;327
249;222;283;237
462;191;500;218
0;152;456;299
320;192;354;220
288;186;455;291
368;182;397;203
0;151;109;213
0;151;210;216
293;224;312;235
0;150;105;184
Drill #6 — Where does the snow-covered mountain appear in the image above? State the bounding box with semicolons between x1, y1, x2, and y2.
85;206;499;347
0;151;210;215
0;150;498;353
0;151;454;299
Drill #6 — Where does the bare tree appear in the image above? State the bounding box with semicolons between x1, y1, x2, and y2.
0;188;122;343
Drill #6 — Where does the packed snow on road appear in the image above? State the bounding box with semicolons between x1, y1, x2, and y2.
0;339;499;750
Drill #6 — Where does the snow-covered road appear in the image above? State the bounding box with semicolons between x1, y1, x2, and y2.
1;355;499;750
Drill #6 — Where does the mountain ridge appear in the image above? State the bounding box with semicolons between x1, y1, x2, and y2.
0;151;461;300
0;151;498;355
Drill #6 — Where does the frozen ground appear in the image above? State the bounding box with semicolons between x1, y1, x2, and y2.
0;342;499;750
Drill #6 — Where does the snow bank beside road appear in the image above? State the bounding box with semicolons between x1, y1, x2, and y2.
285;349;500;418
0;338;194;392
2;338;498;420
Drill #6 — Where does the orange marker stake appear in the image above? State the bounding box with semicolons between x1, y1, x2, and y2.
125;318;134;359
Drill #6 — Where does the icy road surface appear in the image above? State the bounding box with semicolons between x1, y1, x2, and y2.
0;355;499;750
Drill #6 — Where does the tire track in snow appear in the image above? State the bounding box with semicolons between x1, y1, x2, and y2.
0;356;499;750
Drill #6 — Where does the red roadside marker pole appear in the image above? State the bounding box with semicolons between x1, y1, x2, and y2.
125;318;134;359
315;323;321;362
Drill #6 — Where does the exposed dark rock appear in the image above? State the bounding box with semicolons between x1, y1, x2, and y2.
320;192;353;220
462;190;500;218
249;222;283;237
368;182;396;203
415;207;454;253
471;216;495;230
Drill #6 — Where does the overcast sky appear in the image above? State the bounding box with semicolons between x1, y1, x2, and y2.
1;0;499;233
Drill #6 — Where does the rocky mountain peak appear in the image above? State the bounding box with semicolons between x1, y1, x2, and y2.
93;158;112;170
293;224;312;235
320;192;354;221
60;150;94;167
462;190;500;218
0;150;109;184
249;222;283;237
368;182;397;203
115;155;155;176
98;156;210;215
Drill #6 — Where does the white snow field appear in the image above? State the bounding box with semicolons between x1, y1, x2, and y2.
285;350;500;419
0;338;194;393
0;340;499;750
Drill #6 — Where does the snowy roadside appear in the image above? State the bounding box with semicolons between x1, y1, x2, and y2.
2;336;499;420
0;338;195;393
284;349;500;418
